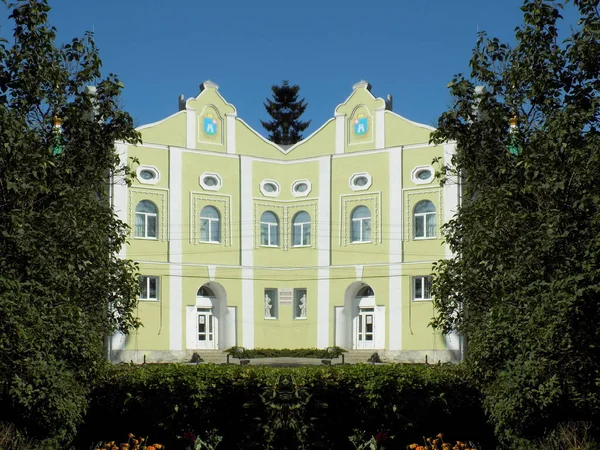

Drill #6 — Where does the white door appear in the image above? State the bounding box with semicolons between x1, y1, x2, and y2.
355;307;376;349
196;307;216;349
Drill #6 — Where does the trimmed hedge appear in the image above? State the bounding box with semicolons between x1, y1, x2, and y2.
75;364;494;450
224;346;347;359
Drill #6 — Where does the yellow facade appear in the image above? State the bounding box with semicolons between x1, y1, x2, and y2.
109;80;461;363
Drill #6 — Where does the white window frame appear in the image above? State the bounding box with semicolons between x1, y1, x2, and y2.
260;212;280;247
260;179;280;197
413;276;432;301
200;206;221;244
135;200;158;240
291;179;312;197
199;172;222;191
413;201;436;239
349;172;372;191
351;207;371;243
411;165;435;185
292;212;311;247
140;275;160;301
136;166;160;185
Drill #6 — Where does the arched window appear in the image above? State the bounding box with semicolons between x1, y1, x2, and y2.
414;200;436;239
260;211;279;246
351;206;371;243
292;211;311;247
135;200;158;239
200;206;220;243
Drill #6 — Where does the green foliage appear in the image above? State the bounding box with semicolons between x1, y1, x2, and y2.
0;0;140;445
76;363;491;450
223;346;347;359
430;0;600;446
260;80;310;145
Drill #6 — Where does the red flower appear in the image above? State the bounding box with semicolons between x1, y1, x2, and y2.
183;431;197;443
375;431;389;442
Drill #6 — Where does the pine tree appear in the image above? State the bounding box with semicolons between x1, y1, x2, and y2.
261;81;310;145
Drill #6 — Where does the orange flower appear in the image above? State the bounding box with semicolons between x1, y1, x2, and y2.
437;433;444;439
154;445;163;450
128;433;134;439
146;447;156;450
409;445;418;449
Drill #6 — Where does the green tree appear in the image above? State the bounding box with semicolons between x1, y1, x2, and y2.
261;80;310;145
0;0;140;445
430;0;600;447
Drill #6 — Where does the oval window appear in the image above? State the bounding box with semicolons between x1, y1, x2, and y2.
264;183;277;193
354;176;369;187
295;183;308;193
203;176;218;187
139;169;156;181
416;169;432;181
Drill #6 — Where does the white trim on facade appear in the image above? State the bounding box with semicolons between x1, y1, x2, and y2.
349;172;373;191
291;179;312;197
443;143;458;259
186;108;196;149
259;179;281;197
388;148;403;350
199;172;223;191
411;165;435;185
169;147;183;351
114;143;128;259
317;156;331;348
375;107;385;149
136;165;160;185
226;113;237;154
240;156;254;347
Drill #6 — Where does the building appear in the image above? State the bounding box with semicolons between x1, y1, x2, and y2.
109;80;461;363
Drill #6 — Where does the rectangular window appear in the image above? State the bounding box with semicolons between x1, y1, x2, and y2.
264;288;278;319
294;288;307;319
140;276;159;301
413;276;432;301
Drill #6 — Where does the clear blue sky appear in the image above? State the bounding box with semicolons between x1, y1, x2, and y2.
0;0;580;138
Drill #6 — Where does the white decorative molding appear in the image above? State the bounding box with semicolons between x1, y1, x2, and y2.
291;179;312;197
128;187;169;241
339;192;382;246
170;264;183;351
388;264;402;350
199;172;223;191
404;188;443;240
259;179;280;197
253;199;318;251
136;165;160;185
240;157;253;267
318;156;331;267
444;143;458;259
208;265;216;281
317;267;329;348
355;265;364;281
411;165;435;185
169;147;183;262
190;192;232;246
349;172;372;191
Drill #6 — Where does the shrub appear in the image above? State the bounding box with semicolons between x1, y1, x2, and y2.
76;364;492;450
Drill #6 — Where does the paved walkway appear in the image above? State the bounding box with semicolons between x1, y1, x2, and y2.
240;357;341;367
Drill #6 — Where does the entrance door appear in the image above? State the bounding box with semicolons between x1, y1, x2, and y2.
197;307;215;349
356;307;375;349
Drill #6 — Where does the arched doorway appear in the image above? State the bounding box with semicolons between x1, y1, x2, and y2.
186;282;236;350
334;282;385;350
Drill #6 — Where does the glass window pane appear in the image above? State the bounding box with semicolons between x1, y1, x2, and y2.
270;225;279;246
294;211;310;224
211;220;220;242
261;211;277;224
414;216;424;238
147;215;157;238
424;277;431;299
135;213;144;237
426;213;436;237
136;200;157;213
415;200;435;214
352;206;370;219
293;225;301;246
303;224;310;245
201;206;219;219
200;218;209;241
351;220;360;242
415;278;423;299
149;277;157;298
140;277;148;298
261;223;269;245
363;218;371;241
